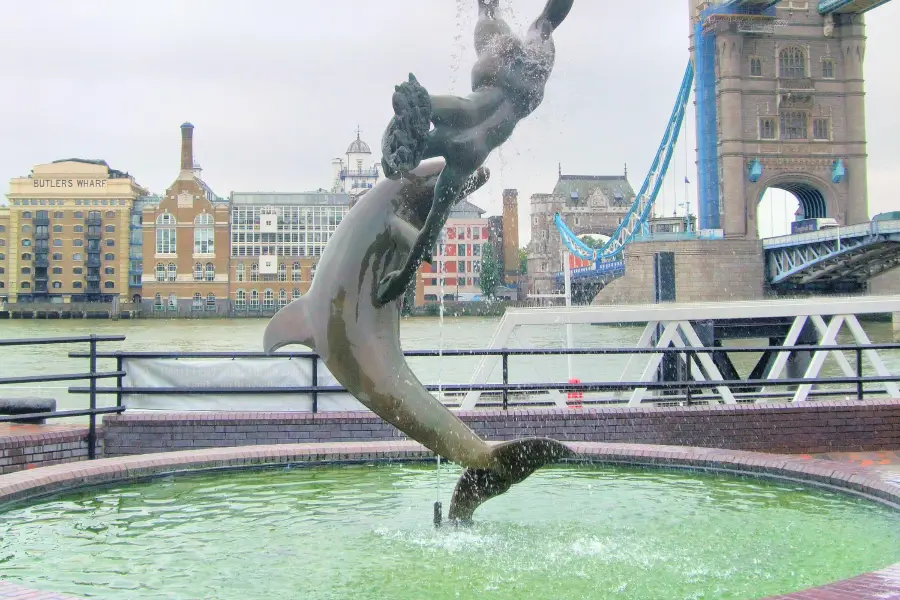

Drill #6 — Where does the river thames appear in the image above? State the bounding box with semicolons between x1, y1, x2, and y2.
2;316;899;415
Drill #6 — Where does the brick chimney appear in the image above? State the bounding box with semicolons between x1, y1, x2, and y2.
180;122;194;171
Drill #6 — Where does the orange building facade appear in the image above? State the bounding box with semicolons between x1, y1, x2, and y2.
139;123;231;315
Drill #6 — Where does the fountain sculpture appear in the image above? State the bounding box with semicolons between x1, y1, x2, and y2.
263;0;576;523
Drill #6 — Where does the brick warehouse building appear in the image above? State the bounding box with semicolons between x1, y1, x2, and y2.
139;123;231;315
0;159;149;308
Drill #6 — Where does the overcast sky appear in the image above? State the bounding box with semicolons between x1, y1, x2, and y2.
1;0;898;243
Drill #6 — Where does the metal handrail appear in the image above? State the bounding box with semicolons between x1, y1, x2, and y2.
0;334;126;459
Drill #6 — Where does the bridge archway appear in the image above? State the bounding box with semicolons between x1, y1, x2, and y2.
752;172;842;238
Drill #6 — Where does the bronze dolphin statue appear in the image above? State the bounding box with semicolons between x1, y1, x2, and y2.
263;157;574;522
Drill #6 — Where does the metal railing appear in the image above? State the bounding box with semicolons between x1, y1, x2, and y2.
0;335;126;459
69;343;900;412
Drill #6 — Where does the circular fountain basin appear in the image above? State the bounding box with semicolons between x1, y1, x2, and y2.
2;462;898;600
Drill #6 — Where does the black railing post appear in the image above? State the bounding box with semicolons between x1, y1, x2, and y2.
502;352;509;411
88;335;98;460
115;354;124;408
311;357;319;414
686;350;696;406
856;347;864;400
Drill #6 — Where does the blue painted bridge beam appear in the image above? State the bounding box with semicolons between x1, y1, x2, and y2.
818;0;894;13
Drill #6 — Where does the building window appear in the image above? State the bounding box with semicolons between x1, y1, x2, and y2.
0;282;4;288
73;281;83;289
104;253;115;261
73;267;83;275
251;263;259;282
21;253;32;261
278;288;288;309
194;213;214;254
104;266;115;275
20;282;30;289
250;290;260;308
21;239;31;247
22;212;32;219
104;281;115;289
105;225;115;233
759;117;776;139
236;263;245;282
72;253;83;261
156;213;177;254
193;262;203;281
292;288;301;300
749;57;762;77
53;239;63;247
193;293;203;310
277;262;286;282
0;225;4;232
74;225;84;233
52;267;63;275
263;289;275;309
73;239;84;247
779;111;808;140
235;289;246;309
168;293;177;309
51;281;62;289
0;267;4;274
822;59;835;79
205;262;215;282
206;293;216;310
52;253;62;260
156;263;166;281
104;211;115;218
52;225;63;233
105;239;115;247
813;118;831;140
154;293;163;310
167;263;177;282
21;267;31;275
778;47;805;79
22;225;32;233
53;211;63;219
291;262;301;282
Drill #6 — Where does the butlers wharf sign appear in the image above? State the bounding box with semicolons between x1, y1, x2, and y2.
31;178;108;189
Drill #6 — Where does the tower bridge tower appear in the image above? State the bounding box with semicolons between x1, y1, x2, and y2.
689;0;868;237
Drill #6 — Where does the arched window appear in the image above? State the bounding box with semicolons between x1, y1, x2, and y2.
52;225;63;233
278;288;288;309
194;213;214;254
104;267;115;275
779;47;805;79
22;224;32;233
104;225;115;232
194;262;203;281
235;289;246;309
104;281;115;289
52;281;62;289
292;288;301;300
278;262;287;282
250;289;260;308
206;293;216;310
72;281;83;289
749;56;762;77
251;263;259;282
21;253;32;261
20;281;31;289
236;262;245;282
167;262;177;282
156;263;166;281
156;213;177;254
263;288;274;309
292;262;301;282
205;262;215;282
105;211;116;218
20;267;31;275
52;253;62;261
0;282;5;288
104;253;115;261
193;292;203;309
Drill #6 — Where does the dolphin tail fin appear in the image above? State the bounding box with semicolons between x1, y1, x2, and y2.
446;438;575;523
263;295;316;353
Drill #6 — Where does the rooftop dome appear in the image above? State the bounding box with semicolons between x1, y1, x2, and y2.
346;129;371;154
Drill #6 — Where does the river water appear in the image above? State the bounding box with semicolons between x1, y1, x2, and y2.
1;316;898;414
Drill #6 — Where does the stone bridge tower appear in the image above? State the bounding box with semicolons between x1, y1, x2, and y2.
689;0;868;237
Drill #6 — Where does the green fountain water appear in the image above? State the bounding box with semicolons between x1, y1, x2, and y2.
1;464;898;600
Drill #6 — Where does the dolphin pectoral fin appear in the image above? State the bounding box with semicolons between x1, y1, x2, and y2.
447;438;575;523
263;296;316;354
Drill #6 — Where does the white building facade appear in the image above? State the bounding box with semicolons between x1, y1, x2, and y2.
331;130;383;196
